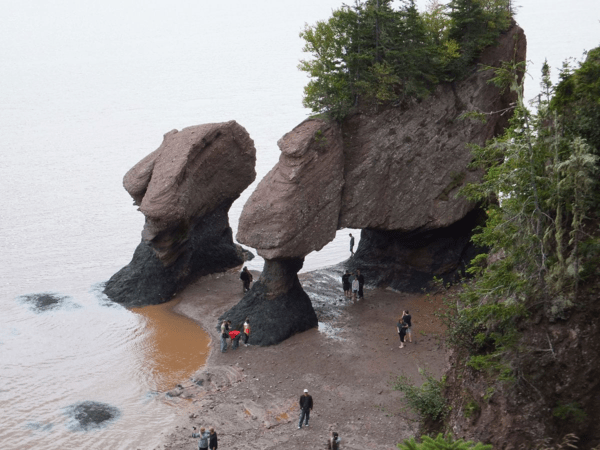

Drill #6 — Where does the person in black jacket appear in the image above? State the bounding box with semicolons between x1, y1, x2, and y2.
240;267;253;293
356;269;365;299
341;270;351;298
209;427;218;450
298;389;313;429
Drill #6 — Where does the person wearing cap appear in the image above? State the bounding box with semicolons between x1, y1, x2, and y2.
298;388;313;429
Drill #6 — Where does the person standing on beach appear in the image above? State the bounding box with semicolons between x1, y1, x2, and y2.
397;317;408;349
349;233;355;256
351;276;359;302
240;266;253;293
298;388;313;429
220;320;229;353
356;269;365;300
209;427;218;450
327;431;341;449
342;270;351;298
192;426;211;450
243;318;251;347
402;310;413;343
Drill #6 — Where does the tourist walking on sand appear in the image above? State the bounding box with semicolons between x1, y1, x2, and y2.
220;320;229;353
327;431;341;449
240;266;253;293
402;310;413;343
298;388;313;429
209;427;218;450
356;269;365;300
192;426;211;450
351;276;359;302
349;233;355;256
342;270;351;298
397;317;408;349
243;318;251;347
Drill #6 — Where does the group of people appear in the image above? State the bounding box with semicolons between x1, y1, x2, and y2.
342;269;364;301
220;318;251;353
192;389;340;449
192;426;218;450
396;310;413;349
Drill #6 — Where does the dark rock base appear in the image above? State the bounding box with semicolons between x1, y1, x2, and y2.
65;401;120;431
347;209;486;292
104;202;247;307
220;258;318;346
19;293;70;312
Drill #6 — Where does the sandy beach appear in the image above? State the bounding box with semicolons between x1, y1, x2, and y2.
155;267;448;450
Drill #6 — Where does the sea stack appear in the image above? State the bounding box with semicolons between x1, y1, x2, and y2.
225;24;526;345
104;121;256;307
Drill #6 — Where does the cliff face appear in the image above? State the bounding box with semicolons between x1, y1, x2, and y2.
230;25;526;345
443;282;600;449
104;121;256;307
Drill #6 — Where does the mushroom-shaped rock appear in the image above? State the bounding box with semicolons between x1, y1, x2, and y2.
237;119;344;259
224;119;343;345
104;121;256;307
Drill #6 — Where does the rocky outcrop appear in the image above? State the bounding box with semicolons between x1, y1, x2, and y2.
343;24;525;287
227;25;526;344
346;209;485;291
237;119;344;259
219;258;318;346
104;121;256;307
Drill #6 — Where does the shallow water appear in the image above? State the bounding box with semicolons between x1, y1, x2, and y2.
0;292;209;450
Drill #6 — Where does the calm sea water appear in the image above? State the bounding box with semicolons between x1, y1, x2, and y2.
1;1;598;448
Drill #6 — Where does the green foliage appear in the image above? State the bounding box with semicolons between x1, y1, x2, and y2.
441;48;600;385
463;400;480;418
551;48;600;156
552;402;587;424
299;0;512;119
397;433;493;450
446;0;511;78
392;369;448;421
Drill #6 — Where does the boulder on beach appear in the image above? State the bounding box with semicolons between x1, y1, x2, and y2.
105;121;256;307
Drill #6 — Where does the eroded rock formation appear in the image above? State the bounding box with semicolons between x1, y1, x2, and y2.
238;119;344;259
230;25;526;345
219;258;318;346
104;121;256;307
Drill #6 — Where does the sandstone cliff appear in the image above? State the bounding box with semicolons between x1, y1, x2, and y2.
104;121;256;307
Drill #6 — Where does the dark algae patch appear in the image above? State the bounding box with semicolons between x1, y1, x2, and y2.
65;401;120;431
19;293;70;312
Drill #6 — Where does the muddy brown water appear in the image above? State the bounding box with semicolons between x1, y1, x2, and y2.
1;297;209;450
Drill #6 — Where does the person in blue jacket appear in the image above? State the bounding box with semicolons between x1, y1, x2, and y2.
192;426;210;450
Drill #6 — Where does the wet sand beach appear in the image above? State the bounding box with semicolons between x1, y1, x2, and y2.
155;267;448;450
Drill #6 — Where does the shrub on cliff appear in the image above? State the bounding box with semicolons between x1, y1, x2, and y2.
397;434;492;450
392;368;448;422
299;0;512;119
447;49;600;378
